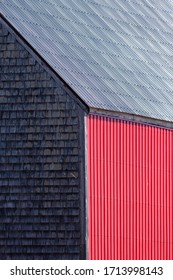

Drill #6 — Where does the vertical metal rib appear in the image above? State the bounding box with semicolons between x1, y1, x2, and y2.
88;114;173;260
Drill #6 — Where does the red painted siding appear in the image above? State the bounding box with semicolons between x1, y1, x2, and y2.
87;114;173;259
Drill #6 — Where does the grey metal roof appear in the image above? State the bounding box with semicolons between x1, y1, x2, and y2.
1;0;173;121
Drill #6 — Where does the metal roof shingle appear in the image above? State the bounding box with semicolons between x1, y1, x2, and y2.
1;0;173;121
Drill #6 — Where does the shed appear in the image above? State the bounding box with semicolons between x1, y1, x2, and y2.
0;0;173;260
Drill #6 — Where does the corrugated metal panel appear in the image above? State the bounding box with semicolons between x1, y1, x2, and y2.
87;114;173;259
1;0;173;121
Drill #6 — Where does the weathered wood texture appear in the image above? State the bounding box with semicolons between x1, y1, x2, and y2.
0;20;84;260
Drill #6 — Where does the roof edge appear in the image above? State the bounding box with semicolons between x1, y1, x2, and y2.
0;14;89;113
90;107;173;129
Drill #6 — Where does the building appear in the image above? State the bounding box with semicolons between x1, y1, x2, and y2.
0;0;173;260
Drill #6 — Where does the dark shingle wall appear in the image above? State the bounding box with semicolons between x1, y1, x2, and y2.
0;20;84;259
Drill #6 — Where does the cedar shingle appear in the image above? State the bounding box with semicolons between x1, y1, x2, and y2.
0;21;82;260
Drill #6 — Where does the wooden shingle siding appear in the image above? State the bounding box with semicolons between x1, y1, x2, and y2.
0;21;84;259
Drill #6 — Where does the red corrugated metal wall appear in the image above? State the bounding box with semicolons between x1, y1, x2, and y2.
87;114;173;259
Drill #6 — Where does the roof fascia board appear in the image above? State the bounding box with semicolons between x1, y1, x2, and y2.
90;107;173;129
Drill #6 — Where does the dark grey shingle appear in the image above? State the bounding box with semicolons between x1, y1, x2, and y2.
0;21;82;259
